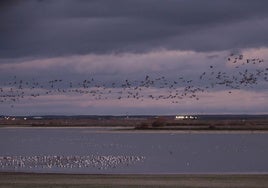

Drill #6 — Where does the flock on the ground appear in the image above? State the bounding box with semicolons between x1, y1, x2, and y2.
0;54;267;107
0;155;145;170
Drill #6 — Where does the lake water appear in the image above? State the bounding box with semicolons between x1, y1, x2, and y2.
0;127;268;174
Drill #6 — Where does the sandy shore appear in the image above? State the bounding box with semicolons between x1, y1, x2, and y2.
0;172;268;188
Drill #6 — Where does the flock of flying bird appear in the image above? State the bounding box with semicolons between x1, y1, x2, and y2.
0;54;267;107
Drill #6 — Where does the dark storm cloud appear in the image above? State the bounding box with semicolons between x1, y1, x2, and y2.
1;0;268;58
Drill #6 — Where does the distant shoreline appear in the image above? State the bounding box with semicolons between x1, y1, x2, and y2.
1;115;268;132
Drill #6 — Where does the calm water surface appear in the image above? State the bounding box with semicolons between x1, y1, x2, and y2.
0;127;268;174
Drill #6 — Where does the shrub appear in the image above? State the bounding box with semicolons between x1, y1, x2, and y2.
151;117;167;127
135;122;150;129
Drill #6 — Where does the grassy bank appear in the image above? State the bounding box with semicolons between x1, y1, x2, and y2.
0;173;268;188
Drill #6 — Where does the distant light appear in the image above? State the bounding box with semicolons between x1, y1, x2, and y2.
175;115;185;119
175;115;197;120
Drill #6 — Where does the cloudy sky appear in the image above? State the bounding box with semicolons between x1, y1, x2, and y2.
0;0;267;116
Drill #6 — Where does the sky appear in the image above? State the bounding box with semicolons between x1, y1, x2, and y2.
0;0;267;116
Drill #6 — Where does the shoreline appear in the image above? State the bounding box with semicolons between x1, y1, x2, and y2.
1;126;268;134
1;172;268;187
1;171;268;175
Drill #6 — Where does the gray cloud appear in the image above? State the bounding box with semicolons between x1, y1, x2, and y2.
1;1;268;115
1;0;268;58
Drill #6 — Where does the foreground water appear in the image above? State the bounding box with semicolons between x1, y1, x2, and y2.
0;127;268;174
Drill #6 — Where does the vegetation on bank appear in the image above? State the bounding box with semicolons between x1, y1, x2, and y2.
135;117;268;130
